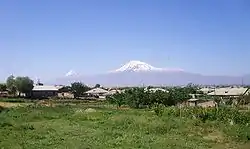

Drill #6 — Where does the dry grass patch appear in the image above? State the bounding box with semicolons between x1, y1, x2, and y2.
203;130;225;142
0;101;30;108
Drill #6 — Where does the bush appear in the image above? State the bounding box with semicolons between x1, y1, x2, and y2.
153;103;164;117
167;106;250;126
108;87;191;109
106;93;126;108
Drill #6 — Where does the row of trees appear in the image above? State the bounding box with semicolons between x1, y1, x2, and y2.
0;74;100;98
0;75;34;96
107;87;193;108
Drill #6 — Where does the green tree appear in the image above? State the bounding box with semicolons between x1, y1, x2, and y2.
185;83;199;94
59;86;72;92
0;83;7;91
153;90;175;106
107;92;126;108
71;82;90;98
6;75;17;96
125;87;148;109
168;87;191;104
15;76;34;96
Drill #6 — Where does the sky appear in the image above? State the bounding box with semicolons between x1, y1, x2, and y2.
1;0;250;82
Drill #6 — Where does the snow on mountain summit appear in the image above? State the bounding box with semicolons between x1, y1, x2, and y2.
112;60;183;72
113;60;161;72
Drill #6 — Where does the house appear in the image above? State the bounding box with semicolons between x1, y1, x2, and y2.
0;91;8;97
57;86;74;99
145;87;168;93
187;98;201;106
32;85;59;99
103;89;121;96
186;98;217;108
58;92;74;99
85;88;109;98
199;88;214;94
207;87;249;98
198;100;217;108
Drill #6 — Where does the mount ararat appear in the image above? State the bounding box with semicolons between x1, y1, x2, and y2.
54;61;250;87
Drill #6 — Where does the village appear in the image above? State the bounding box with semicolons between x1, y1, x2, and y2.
1;75;249;109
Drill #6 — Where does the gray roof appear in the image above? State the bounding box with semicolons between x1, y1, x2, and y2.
55;85;64;90
188;98;201;102
85;88;109;94
103;90;121;96
199;88;213;93
207;87;249;96
144;88;168;93
32;85;59;91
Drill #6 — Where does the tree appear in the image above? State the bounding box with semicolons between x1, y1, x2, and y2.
71;82;90;98
107;92;126;108
15;76;34;96
185;83;199;94
152;90;175;106
167;87;191;104
94;84;101;88
59;86;72;92
0;83;7;91
125;87;148;109
6;75;17;96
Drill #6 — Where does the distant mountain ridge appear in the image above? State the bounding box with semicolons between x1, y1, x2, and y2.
54;61;250;87
110;60;184;73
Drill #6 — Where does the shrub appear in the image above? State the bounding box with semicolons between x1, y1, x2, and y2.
153;103;165;117
167;106;250;126
106;93;126;108
108;87;191;109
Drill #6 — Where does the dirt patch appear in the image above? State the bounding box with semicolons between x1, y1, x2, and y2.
84;108;97;113
0;102;22;108
203;131;225;143
37;100;56;107
119;107;130;110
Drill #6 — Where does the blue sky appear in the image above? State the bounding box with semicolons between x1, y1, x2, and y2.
1;0;250;82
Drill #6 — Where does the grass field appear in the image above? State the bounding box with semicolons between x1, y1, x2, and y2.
0;101;250;149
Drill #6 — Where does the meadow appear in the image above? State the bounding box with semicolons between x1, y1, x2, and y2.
0;99;250;149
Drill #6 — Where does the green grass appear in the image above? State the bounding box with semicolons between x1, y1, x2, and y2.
0;98;29;103
0;103;250;149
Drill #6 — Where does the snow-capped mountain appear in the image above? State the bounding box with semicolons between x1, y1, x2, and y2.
112;60;163;72
111;60;183;73
53;61;250;87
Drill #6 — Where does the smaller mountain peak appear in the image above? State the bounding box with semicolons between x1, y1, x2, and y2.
65;70;77;77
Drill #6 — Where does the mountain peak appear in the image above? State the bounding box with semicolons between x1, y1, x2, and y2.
110;60;185;73
112;60;164;72
65;70;77;77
